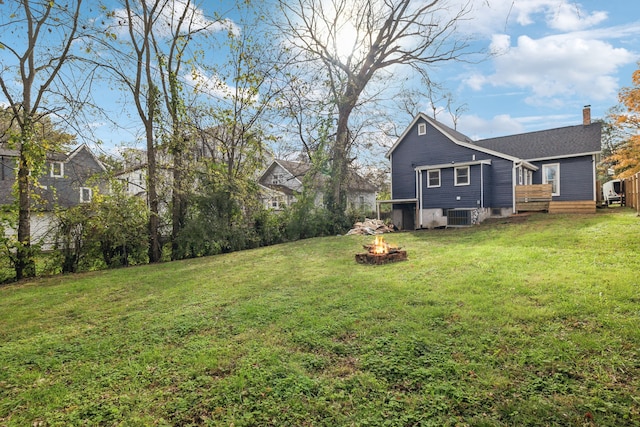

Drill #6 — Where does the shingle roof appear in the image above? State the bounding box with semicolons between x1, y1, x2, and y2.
271;159;377;193
472;122;602;160
275;159;311;180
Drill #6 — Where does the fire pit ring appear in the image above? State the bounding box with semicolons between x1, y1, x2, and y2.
355;235;407;265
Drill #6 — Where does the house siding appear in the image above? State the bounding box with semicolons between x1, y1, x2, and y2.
392;120;473;199
40;147;106;208
531;155;594;201
0;155;16;205
267;163;303;192
392;120;515;210
486;158;514;208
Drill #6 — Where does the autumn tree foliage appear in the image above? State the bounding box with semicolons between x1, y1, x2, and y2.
608;65;640;178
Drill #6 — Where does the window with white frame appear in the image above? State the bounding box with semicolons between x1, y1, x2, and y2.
50;161;64;178
417;123;426;135
454;166;470;186
518;167;523;185
80;187;92;203
542;163;560;196
427;169;440;188
270;196;284;209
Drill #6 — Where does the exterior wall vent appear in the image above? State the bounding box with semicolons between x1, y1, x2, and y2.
447;209;473;227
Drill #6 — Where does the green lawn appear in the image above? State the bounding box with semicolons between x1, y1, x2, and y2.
1;209;639;426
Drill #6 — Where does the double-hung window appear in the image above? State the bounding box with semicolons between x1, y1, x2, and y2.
50;162;64;178
80;187;92;203
542;163;560;196
427;169;440;188
454;166;470;186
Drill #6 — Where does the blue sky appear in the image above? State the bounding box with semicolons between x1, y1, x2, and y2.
430;0;640;140
1;0;639;157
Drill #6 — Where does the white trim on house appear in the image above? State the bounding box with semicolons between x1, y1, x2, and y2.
454;166;470;186
80;187;92;203
67;144;108;172
526;151;601;162
427;169;441;188
592;154;597;201
387;113;524;164
414;159;492;171
50;161;64;178
542;163;561;196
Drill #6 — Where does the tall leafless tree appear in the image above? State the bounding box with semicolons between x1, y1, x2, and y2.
101;0;168;263
275;0;472;219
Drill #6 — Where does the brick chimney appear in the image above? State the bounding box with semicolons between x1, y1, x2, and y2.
583;105;591;125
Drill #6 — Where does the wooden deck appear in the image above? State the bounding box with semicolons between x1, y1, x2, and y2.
516;184;596;214
548;200;596;214
515;184;552;212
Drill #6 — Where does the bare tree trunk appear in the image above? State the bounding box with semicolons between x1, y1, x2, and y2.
171;149;186;260
146;122;162;263
276;0;471;221
16;146;34;280
0;1;85;280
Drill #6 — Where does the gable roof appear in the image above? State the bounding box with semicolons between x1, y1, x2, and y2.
260;159;377;193
273;159;311;182
0;143;106;168
387;113;522;163
67;143;107;172
387;112;602;163
472;122;602;160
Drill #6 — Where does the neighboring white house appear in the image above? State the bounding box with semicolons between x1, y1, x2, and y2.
258;159;378;213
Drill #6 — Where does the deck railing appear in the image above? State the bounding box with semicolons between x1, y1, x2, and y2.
515;184;552;212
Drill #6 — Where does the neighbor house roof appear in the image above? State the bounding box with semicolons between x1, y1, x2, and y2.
0;143;106;168
260;159;377;193
472;122;602;161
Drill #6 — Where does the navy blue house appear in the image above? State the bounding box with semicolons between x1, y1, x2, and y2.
384;108;602;229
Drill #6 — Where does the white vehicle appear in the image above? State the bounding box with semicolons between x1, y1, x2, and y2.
602;179;623;206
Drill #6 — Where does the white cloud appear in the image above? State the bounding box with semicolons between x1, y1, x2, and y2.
461;0;609;36
546;2;608;32
110;0;237;38
186;68;258;103
457;113;525;140
465;33;636;106
489;33;511;55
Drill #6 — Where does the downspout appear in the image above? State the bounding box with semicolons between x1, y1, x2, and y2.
419;170;423;228
512;162;517;214
480;163;484;208
389;153;393;199
592;154;597;201
415;169;420;229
